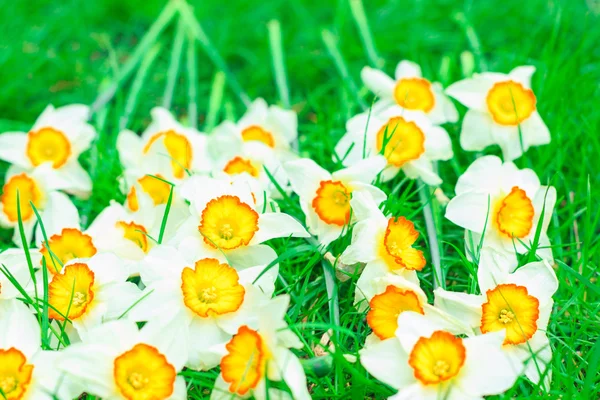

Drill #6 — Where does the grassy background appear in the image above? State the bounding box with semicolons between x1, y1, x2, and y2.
1;0;599;398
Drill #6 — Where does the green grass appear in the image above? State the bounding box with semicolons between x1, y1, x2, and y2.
1;0;599;398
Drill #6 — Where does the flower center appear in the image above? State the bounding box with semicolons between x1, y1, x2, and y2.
493;186;534;239
0;173;44;223
198;195;259;250
223;157;260;178
312;180;352;226
378;217;426;271
48;263;95;321
114;343;176;400
26;127;71;168
393;78;435;112
221;326;270;396
40;228;97;275
0;348;34;399
241;125;275;148
486;80;536;125
481;283;540;345
367;285;424;340
375;116;425;167
116;221;150;253
408;330;466;385
143;130;192;179
181;258;245;317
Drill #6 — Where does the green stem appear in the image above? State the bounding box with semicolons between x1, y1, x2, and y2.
163;17;186;109
267;19;291;108
347;0;384;68
418;182;445;289
186;33;198;129
453;12;487;72
205;71;226;132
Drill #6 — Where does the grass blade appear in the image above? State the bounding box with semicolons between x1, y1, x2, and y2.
267;19;291;108
347;0;384;68
163;17;186;109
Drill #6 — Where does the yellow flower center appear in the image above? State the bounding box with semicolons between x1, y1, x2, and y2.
493;186;534;239
0;173;44;223
223;157;260;178
486;80;536;126
376;116;425;167
198;195;259;250
312;180;352;226
137;175;172;206
181;258;245;317
143;130;192;179
116;221;150;253
48;263;95;321
114;343;176;400
481;283;540;345
241;125;275;148
367;285;424;340
408;331;466;385
26;127;71;168
378;217;426;271
40;228;97;275
221;326;270;396
393;78;435;112
0;348;34;400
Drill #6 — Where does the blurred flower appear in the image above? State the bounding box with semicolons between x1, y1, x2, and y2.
360;312;520;400
335;107;452;185
434;259;558;389
361;60;458;125
130;245;274;370
0;104;96;199
211;295;310;400
446;66;550;160
59;319;187;400
445;155;556;259
0;300;80;400
285;156;386;246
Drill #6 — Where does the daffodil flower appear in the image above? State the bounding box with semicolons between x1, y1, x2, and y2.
340;191;424;288
0;165;78;246
172;176;309;264
335;107;453;185
211;295;310;400
446;66;550;160
285;156;387;246
44;253;140;338
445;155;556;259
130;245;275;370
0;300;80;400
360;312;520;400
117;107;211;183
216;98;298;160
361;60;458;125
0;104;96;199
434;259;558;389
58;319;187;400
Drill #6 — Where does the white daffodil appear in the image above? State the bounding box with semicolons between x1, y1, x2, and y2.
129;245;274;370
209;124;289;197
434;259;558;389
0;165;78;246
361;60;458;125
211;295;310;400
335;106;453;185
340;191;424;292
58;319;187;400
171;176;309;264
285;156;387;246
0;300;80;400
446;66;550;160
86;200;186;269
219;98;298;159
0;104;96;199
0;249;40;302
117;107;211;183
361;312;520;400
45;253;140;337
358;272;471;345
445;155;556;259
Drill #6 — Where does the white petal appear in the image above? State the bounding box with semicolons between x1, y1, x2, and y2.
521;111;551;148
170;376;188;400
431;84;459;123
340;220;380;265
361;67;395;99
509;65;536;88
459;110;497;152
349;191;386;222
332;155;386;184
424;125;453;161
433;289;483;330
455;155;503;195
445;192;491;233
478;247;518;292
0;300;41;358
0;132;29;167
267;105;298;144
57;343;115;398
272;347;311;400
388;384;438;400
239;98;269;128
35;192;80;245
445;75;492;112
359;338;413;389
252;212;310;244
284;158;329;200
508;260;558;300
116;130;143;169
402;158;442;186
55;161;93;199
395;312;449;351
395;60;422;79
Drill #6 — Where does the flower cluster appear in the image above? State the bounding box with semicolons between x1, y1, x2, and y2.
0;59;557;400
